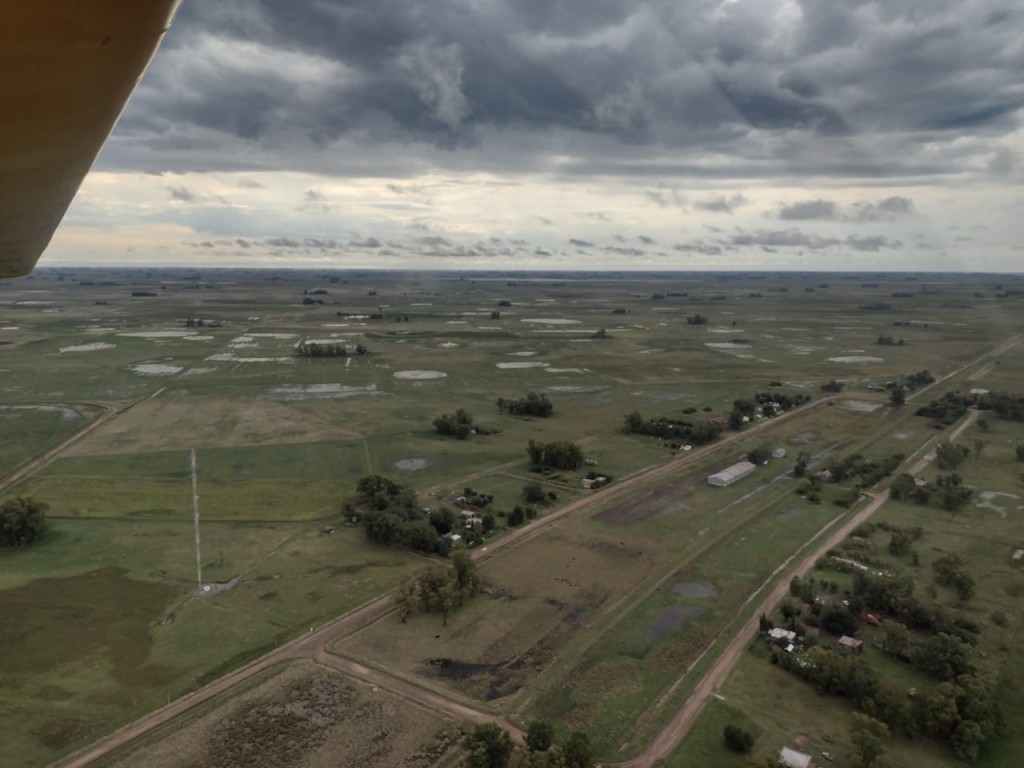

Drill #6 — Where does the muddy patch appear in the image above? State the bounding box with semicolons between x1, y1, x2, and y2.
395;458;430;471
394;370;447;380
595;480;694;525
647;605;706;648
671;580;717;599
790;431;818;446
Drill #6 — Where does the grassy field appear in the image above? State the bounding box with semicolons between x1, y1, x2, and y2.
95;661;459;768
671;412;1024;768
1;267;1023;765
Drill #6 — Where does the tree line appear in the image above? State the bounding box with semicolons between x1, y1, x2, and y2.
496;392;553;417
294;340;368;357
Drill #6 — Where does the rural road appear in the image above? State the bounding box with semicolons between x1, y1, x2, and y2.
0;402;120;494
55;396;834;767
51;359;997;768
609;408;981;768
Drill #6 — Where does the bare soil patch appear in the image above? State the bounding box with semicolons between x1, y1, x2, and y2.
104;663;458;768
594;479;696;525
394;458;430;471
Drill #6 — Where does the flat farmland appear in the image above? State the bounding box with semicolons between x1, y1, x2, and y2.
2;268;1023;766
671;411;1024;768
94;661;459;768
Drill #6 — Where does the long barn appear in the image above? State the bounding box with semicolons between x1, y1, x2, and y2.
707;461;756;487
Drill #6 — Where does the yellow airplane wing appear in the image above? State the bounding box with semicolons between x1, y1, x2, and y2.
0;0;181;277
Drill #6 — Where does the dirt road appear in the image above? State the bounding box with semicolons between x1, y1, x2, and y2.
52;384;989;768
610;409;981;768
55;397;833;767
0;402;119;494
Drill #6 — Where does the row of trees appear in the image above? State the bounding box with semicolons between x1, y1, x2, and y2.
890;472;973;512
622;412;724;445
294;340;368;357
0;497;47;547
393;549;479;626
462;722;593;768
496;392;554;417
434;409;476;439
774;644;1000;760
526;440;584;471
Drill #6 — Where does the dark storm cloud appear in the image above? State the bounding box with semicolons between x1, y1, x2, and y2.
168;186;196;202
694;194;748;214
569;239;594;248
776;196;915;221
350;237;383;248
778;200;840;221
98;0;1022;183
730;229;902;251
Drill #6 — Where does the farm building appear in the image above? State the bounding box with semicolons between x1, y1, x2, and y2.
838;635;863;654
768;628;797;643
707;460;756;487
779;747;813;768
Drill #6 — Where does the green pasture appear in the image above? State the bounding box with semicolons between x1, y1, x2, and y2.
0;404;101;477
0;517;420;767
674;411;1024;768
529;486;850;758
2;268;1023;765
14;441;366;521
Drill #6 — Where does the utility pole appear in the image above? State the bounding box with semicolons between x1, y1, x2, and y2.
191;448;202;590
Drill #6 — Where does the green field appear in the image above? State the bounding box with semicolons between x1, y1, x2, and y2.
2;267;1023;766
672;413;1024;767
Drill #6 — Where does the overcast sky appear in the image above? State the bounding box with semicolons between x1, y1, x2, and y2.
48;0;1023;272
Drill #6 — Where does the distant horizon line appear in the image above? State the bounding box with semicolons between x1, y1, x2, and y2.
19;265;1024;278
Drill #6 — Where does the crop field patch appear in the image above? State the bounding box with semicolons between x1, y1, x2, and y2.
100;662;458;768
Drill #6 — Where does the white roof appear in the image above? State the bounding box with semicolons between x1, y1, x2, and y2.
769;627;796;641
710;460;756;482
779;747;813;768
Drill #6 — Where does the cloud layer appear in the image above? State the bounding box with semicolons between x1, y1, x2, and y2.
47;0;1023;271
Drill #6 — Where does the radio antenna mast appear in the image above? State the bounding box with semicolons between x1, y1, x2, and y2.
191;449;202;589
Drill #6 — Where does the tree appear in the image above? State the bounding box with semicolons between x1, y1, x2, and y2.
935;441;969;470
889;473;917;501
793;452;810;477
821;604;859;636
889;386;906;406
850;712;890;768
723;724;755;753
393;575;418;623
881;620;910;657
434;409;475;439
464;723;513;768
562;732;594;768
888;530;912;556
526;720;555;752
1016;444;1024;462
0;497;47;547
450;548;481;599
747;445;772;465
522;482;548;504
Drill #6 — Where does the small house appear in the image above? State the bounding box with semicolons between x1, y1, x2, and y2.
838;635;863;654
768;627;797;643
